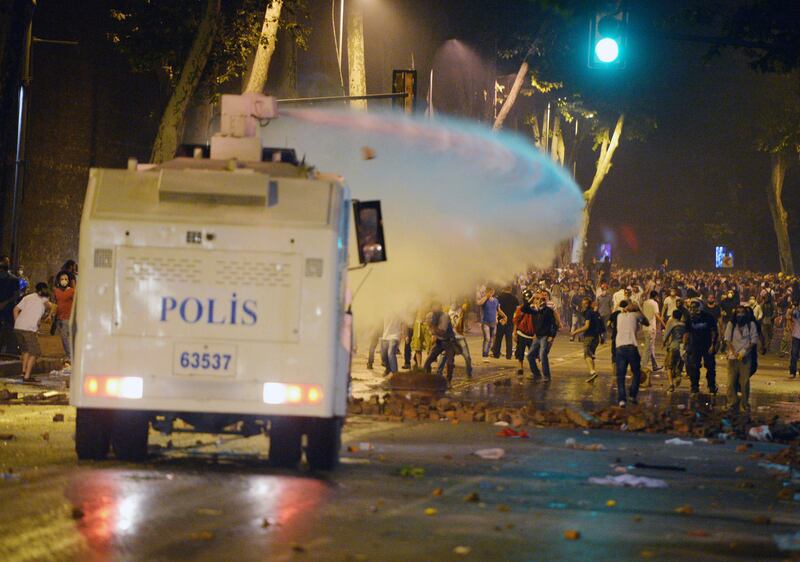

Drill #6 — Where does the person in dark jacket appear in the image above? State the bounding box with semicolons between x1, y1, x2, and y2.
423;303;457;383
571;297;604;383
683;299;719;395
527;293;558;381
492;286;519;360
0;258;20;355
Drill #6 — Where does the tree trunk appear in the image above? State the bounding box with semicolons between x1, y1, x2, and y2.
243;0;284;94
151;0;219;163
573;113;624;264
766;151;795;274
550;115;565;166
492;48;532;131
347;4;367;110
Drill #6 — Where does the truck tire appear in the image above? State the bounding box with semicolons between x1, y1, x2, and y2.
75;408;111;460
111;411;150;462
268;418;303;468
306;417;342;471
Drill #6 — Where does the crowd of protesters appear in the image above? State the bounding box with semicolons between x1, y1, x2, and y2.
0;256;77;382
371;258;800;416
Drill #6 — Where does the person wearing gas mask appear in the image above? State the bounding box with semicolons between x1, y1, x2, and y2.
724;305;758;415
683;299;719;396
512;289;536;377
52;270;76;365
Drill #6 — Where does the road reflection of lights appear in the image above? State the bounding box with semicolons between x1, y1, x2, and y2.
116;494;142;534
247;476;328;530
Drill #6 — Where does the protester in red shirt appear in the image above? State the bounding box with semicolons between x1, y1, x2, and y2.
52;270;75;364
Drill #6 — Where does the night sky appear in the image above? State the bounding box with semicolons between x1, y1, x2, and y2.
1;0;798;278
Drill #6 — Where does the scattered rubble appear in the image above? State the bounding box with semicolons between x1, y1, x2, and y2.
348;393;795;444
565;438;605;451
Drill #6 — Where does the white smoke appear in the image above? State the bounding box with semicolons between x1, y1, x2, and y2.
263;109;583;329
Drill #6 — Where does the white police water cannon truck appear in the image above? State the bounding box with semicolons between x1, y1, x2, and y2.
70;93;386;470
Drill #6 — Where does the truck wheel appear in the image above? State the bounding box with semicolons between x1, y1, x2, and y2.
75;408;111;460
268;418;303;468
111;411;150;462
306;417;342;471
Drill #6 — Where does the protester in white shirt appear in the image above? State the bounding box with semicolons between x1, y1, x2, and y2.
614;301;650;407
640;291;665;377
13;282;54;382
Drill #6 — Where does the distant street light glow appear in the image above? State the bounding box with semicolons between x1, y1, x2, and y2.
595;37;619;63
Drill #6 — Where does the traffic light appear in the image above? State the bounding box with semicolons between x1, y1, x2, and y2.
588;1;628;68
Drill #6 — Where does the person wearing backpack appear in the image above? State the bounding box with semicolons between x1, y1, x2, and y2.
570;297;604;383
513;289;536;377
724;305;758;416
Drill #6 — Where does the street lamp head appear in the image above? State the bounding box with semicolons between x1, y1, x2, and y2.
594;37;619;63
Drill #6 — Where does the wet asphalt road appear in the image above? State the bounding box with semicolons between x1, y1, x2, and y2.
1;415;800;561
1;337;800;560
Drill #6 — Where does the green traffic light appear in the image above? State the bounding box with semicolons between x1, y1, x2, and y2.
595;37;619;63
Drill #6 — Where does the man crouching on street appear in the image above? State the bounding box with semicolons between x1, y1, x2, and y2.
13;282;55;382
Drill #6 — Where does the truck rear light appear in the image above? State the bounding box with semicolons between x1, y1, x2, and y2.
262;383;323;405
84;376;143;399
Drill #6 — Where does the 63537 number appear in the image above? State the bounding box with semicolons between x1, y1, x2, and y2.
179;351;232;371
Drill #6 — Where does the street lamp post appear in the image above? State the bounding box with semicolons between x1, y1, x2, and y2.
8;1;77;265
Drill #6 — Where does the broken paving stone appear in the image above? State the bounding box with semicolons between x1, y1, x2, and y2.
736;444;752;453
626;415;647;432
463;492;480;503
564;408;599;429
563;530;581;540
71;507;84;520
52;413;64;422
424;507;438;516
398;466;425;478
195;508;222;516
0;434;14;441
432;487;443;497
453;546;471;555
675;505;694;515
